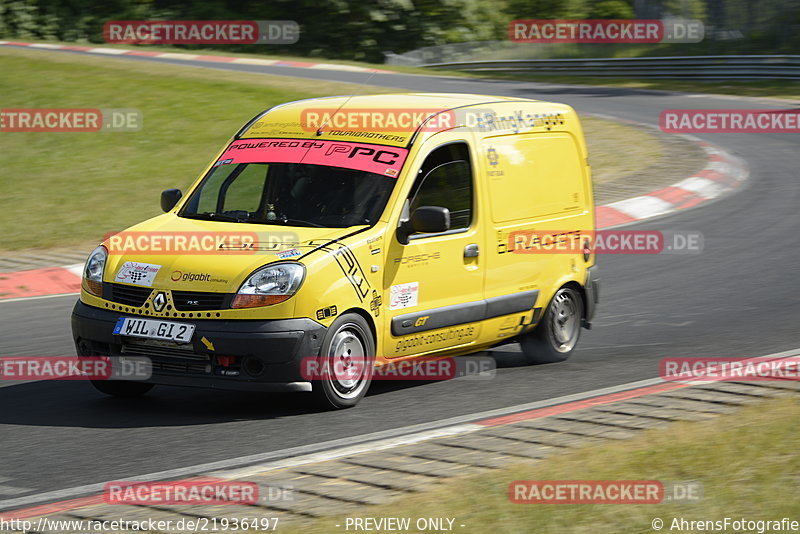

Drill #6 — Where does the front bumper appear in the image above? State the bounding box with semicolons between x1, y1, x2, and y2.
71;301;325;390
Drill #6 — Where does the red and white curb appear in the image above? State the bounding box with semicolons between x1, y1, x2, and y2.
0;40;394;73
0;264;83;301
595;138;749;228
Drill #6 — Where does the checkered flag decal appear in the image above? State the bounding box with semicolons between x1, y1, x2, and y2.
127;270;147;284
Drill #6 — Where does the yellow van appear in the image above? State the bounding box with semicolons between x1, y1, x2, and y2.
71;93;599;408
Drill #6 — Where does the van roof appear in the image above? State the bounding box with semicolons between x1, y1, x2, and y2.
237;93;573;148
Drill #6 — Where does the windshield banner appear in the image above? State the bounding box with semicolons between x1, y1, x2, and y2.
217;138;408;178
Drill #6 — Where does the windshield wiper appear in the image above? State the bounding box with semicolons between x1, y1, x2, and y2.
181;212;246;222
277;218;325;228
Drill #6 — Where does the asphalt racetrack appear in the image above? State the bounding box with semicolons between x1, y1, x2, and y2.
0;48;797;508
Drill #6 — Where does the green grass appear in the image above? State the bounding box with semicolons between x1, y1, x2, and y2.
0;47;394;250
0;46;664;251
302;396;800;534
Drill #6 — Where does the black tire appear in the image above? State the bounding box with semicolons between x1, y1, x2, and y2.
91;380;154;398
520;286;583;364
311;313;375;409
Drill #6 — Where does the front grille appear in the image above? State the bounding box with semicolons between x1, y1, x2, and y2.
107;283;152;307
121;341;212;375
172;290;229;311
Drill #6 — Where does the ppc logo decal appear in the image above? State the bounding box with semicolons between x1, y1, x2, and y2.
114;262;161;287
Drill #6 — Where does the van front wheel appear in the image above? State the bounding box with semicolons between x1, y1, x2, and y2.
521;287;583;364
311;314;375;409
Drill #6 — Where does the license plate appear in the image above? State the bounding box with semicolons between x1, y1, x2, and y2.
113;317;195;343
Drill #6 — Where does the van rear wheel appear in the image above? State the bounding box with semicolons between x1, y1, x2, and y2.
521;286;583;364
311;314;375;409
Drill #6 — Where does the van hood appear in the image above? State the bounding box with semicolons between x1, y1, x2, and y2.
102;214;361;292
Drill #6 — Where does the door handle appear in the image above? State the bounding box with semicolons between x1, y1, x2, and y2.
464;244;479;258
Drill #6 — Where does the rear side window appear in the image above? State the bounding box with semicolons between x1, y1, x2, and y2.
408;143;473;231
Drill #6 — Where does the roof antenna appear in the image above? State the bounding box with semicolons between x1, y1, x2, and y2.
315;68;380;136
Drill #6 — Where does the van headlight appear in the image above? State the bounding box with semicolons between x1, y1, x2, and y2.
82;245;107;296
232;263;305;309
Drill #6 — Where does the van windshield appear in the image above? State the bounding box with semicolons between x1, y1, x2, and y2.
180;139;407;228
180;162;397;228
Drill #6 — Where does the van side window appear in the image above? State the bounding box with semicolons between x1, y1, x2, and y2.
408;143;473;231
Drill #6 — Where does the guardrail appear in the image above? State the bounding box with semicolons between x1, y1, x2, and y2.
421;55;800;80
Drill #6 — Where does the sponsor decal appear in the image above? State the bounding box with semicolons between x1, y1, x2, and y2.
467;110;565;135
389;282;419;311
315;305;338;321
394;324;477;353
170;270;228;283
218;138;408;178
309;240;371;301
393;252;441;266
325;131;408;144
276;247;302;259
114;261;161;287
487;147;499;166
369;290;382;317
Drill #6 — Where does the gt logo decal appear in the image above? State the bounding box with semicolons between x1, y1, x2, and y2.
414;316;429;327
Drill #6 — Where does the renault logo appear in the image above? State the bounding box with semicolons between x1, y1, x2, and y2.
153;291;167;312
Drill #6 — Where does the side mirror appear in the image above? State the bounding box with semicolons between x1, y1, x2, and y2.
411;206;450;234
161;189;182;212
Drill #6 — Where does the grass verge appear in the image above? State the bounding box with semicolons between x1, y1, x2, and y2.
1;46;671;251
302;396;800;534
